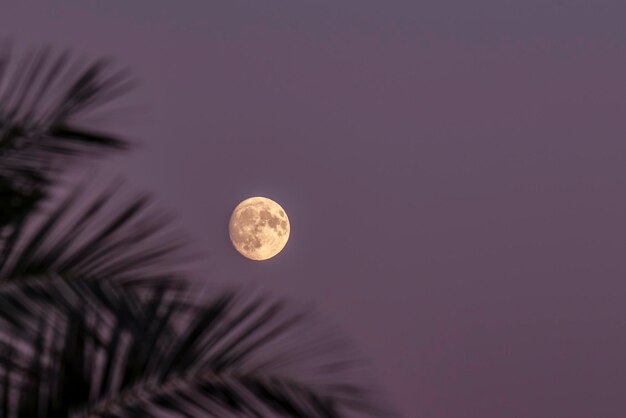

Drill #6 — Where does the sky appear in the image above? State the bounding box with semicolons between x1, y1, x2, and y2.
3;2;626;417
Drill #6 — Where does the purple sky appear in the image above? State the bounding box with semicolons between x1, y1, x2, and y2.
4;2;626;417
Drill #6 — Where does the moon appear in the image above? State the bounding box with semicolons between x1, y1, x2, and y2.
229;196;290;261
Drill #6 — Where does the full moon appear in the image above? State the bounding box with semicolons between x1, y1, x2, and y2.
229;196;290;261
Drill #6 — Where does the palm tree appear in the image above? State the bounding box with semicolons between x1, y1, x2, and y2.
0;47;385;417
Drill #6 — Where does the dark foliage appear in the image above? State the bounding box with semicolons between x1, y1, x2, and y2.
0;277;377;417
0;183;188;287
0;46;131;227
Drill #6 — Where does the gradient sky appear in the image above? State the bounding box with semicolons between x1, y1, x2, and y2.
3;2;626;417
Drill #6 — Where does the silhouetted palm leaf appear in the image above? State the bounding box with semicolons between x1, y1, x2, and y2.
0;182;188;287
0;45;132;227
0;276;381;417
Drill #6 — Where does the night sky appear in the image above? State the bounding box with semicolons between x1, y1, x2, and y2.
3;2;626;417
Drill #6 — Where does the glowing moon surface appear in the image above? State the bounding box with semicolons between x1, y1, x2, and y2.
229;196;290;261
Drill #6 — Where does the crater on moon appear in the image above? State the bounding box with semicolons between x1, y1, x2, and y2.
229;196;290;261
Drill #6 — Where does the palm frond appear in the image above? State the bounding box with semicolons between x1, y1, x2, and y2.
0;182;189;287
0;276;383;417
0;45;132;226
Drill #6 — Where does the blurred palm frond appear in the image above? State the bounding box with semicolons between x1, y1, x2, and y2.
0;45;132;227
0;276;380;417
0;182;188;287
